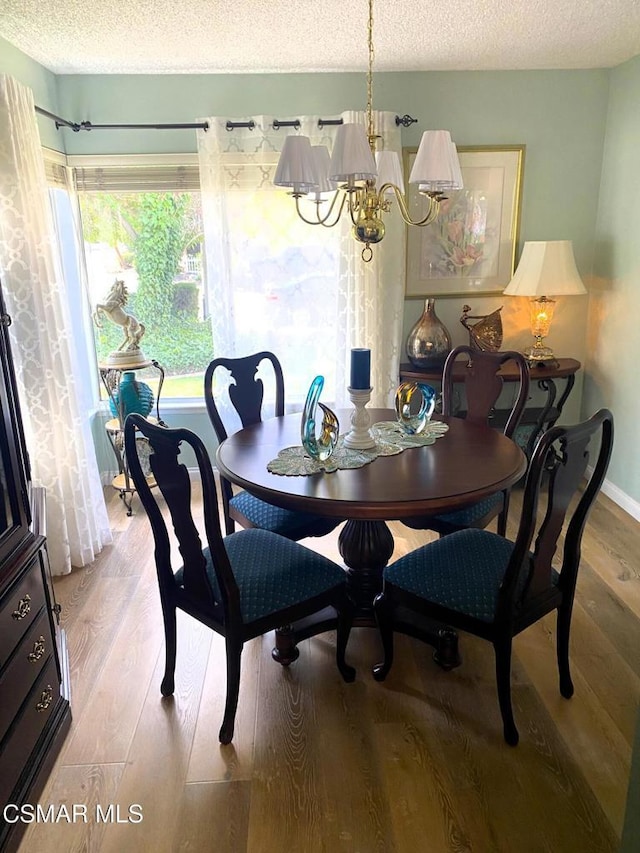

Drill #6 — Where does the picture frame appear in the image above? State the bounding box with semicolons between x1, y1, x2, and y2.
404;145;525;297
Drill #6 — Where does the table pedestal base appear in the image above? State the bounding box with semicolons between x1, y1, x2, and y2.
271;519;461;670
339;519;393;615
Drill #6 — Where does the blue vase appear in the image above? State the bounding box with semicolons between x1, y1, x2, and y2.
301;376;340;462
109;371;155;420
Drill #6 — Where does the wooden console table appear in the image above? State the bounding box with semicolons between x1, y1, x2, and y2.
399;357;581;459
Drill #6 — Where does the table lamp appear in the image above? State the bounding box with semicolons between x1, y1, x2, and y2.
503;240;586;365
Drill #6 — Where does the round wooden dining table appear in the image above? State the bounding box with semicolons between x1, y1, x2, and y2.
216;408;527;665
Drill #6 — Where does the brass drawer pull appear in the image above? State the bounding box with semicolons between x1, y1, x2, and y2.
28;636;46;662
12;594;31;620
36;686;53;712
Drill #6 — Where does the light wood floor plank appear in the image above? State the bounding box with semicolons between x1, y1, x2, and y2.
98;613;212;853
245;639;327;853
173;780;251;852
186;633;260;783
18;763;125;853
62;574;141;716
62;570;164;765
516;618;631;834
308;634;397;853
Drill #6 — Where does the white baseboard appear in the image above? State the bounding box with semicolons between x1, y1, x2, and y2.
599;476;640;522
585;466;640;522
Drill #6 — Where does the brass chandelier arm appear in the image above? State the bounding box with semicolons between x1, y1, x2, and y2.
294;190;349;227
379;183;442;227
346;187;370;229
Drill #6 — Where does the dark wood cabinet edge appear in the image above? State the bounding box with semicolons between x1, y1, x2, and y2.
30;487;70;703
0;697;72;853
0;488;72;852
0;533;46;599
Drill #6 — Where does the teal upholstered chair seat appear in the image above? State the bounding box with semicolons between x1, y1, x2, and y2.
427;493;503;532
229;491;337;539
175;528;347;625
386;528;557;623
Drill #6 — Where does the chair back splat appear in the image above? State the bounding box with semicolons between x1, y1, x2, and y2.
204;350;285;443
441;345;530;437
504;408;614;618
375;408;614;745
204;351;339;540
404;345;530;538
124;414;355;744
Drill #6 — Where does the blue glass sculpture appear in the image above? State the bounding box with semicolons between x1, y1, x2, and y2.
395;381;436;435
301;375;340;462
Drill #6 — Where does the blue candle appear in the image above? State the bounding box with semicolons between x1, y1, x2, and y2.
350;348;371;390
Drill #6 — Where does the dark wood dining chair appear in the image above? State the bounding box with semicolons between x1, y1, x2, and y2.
124;414;355;744
402;345;530;537
374;408;614;745
204;351;340;539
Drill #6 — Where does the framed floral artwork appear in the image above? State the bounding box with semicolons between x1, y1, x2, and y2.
404;145;525;297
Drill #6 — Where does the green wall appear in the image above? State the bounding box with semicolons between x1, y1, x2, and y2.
587;54;640;851
0;35;62;150
584;54;640;507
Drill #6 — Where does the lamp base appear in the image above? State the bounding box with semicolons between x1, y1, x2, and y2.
523;343;559;368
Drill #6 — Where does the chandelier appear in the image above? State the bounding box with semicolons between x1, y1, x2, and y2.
273;0;463;262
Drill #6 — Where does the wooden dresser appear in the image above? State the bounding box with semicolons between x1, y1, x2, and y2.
0;280;71;851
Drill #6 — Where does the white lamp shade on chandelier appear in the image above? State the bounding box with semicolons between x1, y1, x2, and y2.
327;123;377;183
309;145;337;198
410;131;464;192
375;149;405;197
273;135;318;194
274;125;461;199
503;240;587;297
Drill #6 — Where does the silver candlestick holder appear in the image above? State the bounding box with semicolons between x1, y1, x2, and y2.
343;387;376;449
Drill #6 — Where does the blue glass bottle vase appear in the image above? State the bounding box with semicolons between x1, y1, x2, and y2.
109;371;155;420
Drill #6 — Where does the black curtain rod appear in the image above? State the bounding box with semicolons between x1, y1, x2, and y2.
35;106;209;132
35;105;418;133
226;114;418;131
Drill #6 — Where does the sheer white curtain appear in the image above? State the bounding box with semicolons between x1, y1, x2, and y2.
0;75;112;575
196;110;405;415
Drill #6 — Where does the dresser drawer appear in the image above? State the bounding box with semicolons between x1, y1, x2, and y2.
0;609;52;744
0;657;61;809
0;557;46;666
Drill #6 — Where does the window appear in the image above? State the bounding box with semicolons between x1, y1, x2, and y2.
49;151;342;407
71;158;210;400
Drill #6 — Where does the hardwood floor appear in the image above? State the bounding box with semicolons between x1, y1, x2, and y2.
17;483;640;852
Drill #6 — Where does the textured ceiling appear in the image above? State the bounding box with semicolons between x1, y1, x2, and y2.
1;0;639;75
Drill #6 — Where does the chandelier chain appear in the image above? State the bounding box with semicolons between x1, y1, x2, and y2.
367;0;374;141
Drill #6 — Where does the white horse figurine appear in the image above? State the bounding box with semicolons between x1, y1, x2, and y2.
93;280;146;352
